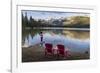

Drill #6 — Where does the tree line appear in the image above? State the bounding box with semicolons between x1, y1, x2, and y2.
22;13;90;29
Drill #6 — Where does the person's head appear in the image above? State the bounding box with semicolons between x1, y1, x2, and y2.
40;32;43;35
40;31;42;34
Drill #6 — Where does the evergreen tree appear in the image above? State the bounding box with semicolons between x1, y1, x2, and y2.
24;12;28;27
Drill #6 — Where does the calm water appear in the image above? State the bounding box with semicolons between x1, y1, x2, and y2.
22;28;90;53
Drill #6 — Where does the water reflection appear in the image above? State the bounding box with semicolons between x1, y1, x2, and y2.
22;29;90;53
63;30;89;40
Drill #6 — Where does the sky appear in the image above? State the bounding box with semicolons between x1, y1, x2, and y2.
22;10;90;20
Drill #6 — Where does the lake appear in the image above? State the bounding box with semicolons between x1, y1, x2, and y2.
22;28;90;53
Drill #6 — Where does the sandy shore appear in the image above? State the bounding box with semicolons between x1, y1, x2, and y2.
22;44;89;62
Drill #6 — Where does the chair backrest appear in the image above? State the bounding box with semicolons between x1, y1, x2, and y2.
45;43;53;52
57;44;65;54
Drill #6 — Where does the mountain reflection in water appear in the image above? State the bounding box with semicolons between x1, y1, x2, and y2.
22;29;90;53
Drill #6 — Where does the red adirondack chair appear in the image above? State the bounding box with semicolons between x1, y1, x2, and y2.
45;43;54;56
57;44;70;57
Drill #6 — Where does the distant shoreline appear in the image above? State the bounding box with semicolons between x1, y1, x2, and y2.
24;27;90;31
